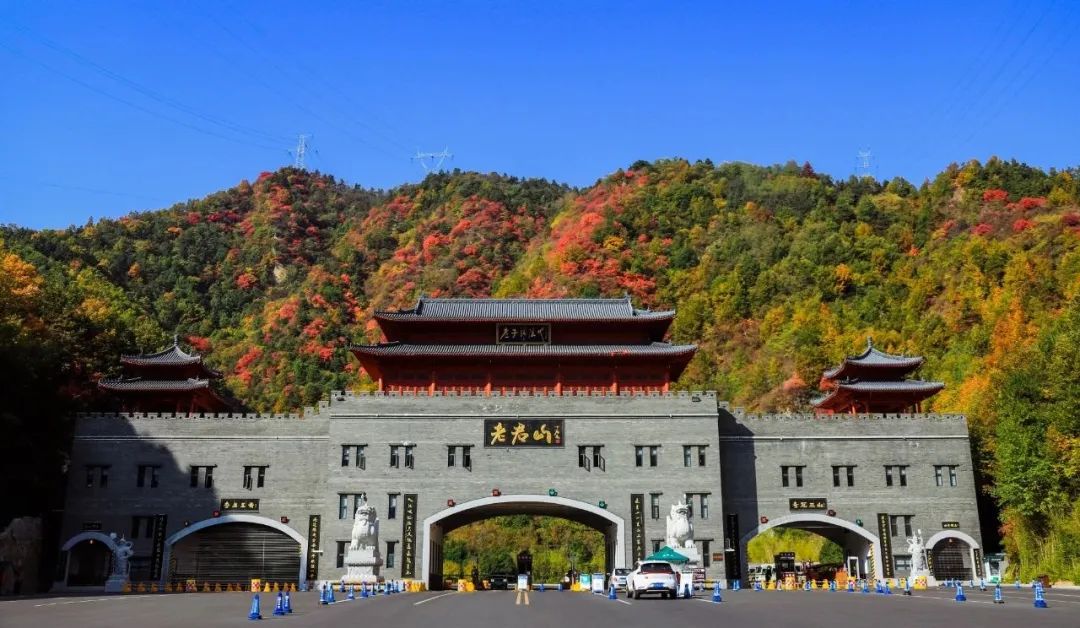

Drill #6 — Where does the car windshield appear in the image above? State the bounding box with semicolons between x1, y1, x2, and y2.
639;562;673;573
614;568;631;575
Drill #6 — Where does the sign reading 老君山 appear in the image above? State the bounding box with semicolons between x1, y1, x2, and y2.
401;494;418;578
220;498;260;512
789;498;827;511
630;494;645;563
485;419;563;447
496;324;550;345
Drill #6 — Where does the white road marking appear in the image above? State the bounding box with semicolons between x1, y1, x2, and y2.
615;598;633;605
414;591;458;606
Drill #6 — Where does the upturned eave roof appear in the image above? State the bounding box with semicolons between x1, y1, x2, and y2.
374;296;676;323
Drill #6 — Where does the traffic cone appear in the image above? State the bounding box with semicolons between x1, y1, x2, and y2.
847;580;854;592
733;579;741;591
248;593;262;620
539;583;545;592
361;582;369;598
347;584;355;600
955;584;966;602
712;582;722;603
328;583;336;603
273;592;286;616
1033;582;1047;608
904;578;912;596
319;583;328;605
979;579;986;592
861;580;869;594
1014;579;1021;589
829;579;837;592
804;580;811;591
608;583;616;600
993;584;1004;604
285;590;293;613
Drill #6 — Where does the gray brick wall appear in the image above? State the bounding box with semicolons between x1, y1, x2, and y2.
56;392;983;588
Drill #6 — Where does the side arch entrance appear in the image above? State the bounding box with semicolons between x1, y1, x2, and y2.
925;530;980;581
59;531;119;588
160;514;307;587
739;514;884;583
422;494;625;590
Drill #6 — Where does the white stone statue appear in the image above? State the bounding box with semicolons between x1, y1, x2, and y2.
906;529;928;578
110;533;134;576
343;495;382;584
349;496;378;551
104;533;135;592
665;502;695;550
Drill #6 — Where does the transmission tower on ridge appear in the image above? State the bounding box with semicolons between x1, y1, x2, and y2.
412;148;453;173
293;134;309;169
856;148;874;179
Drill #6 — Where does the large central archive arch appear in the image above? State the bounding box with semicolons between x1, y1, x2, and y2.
56;298;984;590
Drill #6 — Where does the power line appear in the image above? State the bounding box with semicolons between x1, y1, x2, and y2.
0;41;289;155
200;9;408;162
224;4;421;155
6;22;295;146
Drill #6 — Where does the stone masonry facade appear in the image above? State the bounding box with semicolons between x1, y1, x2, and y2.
58;389;982;589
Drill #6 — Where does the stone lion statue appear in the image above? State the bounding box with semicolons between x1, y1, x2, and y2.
110;533;134;576
349;497;378;551
665;502;694;549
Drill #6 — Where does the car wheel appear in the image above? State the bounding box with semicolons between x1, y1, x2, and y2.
670;588;678;599
626;588;632;599
634;590;641;600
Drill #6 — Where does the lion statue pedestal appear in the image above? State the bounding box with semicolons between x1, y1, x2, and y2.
342;496;382;585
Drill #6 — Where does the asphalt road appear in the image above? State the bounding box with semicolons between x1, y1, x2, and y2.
2;585;1078;628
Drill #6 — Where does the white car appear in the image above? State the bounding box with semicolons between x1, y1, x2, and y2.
610;567;631;589
626;561;679;599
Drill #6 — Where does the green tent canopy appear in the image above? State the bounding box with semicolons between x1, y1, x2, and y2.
643;546;690;563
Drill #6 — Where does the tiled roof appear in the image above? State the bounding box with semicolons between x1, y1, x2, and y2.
835;380;944;393
375;297;675;322
810;379;944;407
822;338;924;379
98;377;211;392
351;342;697;358
121;341;202;367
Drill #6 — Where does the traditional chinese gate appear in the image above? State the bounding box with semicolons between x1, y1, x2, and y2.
421;494;625;590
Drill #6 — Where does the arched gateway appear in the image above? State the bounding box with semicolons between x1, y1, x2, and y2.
57;298;984;589
422;494;625;590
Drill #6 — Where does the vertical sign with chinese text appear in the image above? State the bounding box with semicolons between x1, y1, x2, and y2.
877;513;895;578
402;494;418;578
307;515;321;582
725;513;740;581
149;514;167;581
630;494;645;563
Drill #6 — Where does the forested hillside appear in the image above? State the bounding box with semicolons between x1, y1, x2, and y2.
2;158;1078;581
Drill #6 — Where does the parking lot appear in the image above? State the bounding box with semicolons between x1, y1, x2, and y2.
1;584;1078;628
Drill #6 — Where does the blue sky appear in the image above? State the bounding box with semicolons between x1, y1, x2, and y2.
1;0;1077;229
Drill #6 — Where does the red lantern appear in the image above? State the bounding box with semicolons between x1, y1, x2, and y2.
492;489;501;497
760;516;768;524
826;509;836;517
447;499;456;507
280;516;289;524
212;510;221;518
